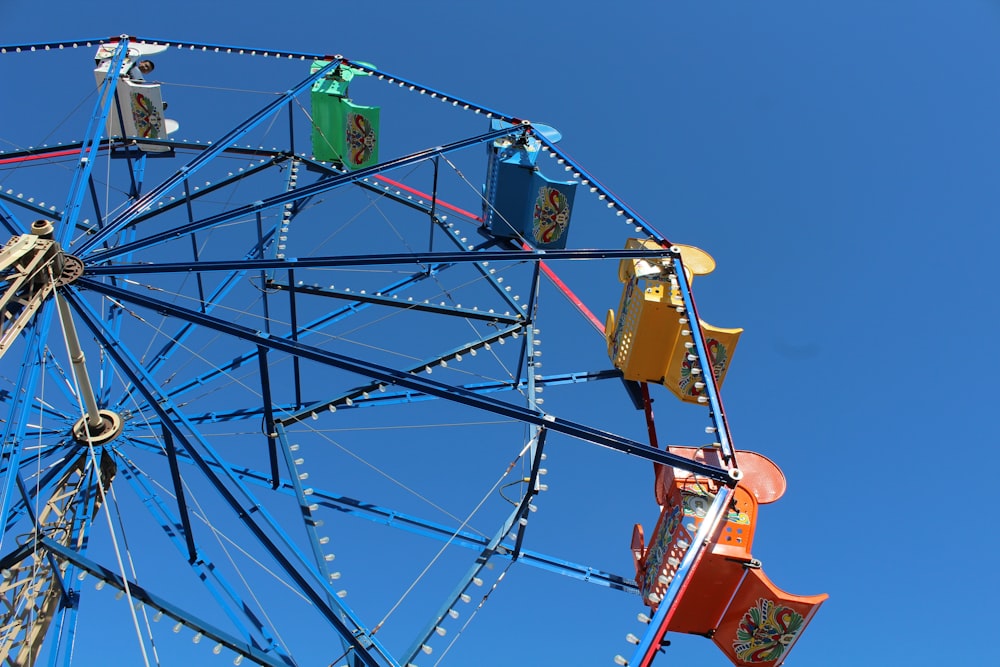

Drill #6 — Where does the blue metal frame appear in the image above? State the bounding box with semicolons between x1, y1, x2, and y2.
64;288;400;667
114;454;292;662
119;370;621;428
0;198;25;235
75;276;734;484
0;306;57;555
78;125;523;262
120;436;640;594
672;252;737;463
0;190;65;227
402;426;548;665
534;132;665;244
2;538;291;667
0;36;750;667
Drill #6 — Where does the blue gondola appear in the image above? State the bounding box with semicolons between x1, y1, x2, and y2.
483;120;577;249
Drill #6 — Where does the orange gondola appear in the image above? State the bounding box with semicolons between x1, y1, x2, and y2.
631;447;826;666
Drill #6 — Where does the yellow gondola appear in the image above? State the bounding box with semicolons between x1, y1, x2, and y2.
606;239;741;404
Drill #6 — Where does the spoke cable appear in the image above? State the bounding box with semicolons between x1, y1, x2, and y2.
108;301;492;530
106;482;163;666
105;358;309;606
372;436;534;633
115;446;297;657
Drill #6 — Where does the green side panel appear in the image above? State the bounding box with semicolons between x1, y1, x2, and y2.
311;89;348;162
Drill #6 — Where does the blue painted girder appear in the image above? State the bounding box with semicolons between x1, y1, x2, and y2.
115;455;292;662
244;280;524;325
58;38;130;247
0;38;522;128
83;247;676;275
126;370;621;427
0;538;291;667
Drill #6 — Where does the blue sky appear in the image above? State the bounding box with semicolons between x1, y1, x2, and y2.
1;1;997;666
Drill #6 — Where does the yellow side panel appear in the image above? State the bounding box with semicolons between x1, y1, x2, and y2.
663;323;742;404
607;279;681;384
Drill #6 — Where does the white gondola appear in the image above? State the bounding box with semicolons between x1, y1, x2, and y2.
94;43;178;152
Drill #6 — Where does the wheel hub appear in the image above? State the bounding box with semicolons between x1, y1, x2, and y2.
71;410;123;446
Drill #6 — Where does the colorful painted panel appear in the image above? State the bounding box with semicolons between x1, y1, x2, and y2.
530;177;576;248
637;483;693;608
130;91;164;139
344;105;379;168
711;568;828;666
735;599;805;663
311;96;380;168
663;322;742;405
91;75;174;152
483;157;576;249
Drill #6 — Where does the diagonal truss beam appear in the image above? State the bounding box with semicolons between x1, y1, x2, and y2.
78;125;521;262
83;247;674;275
76;276;734;484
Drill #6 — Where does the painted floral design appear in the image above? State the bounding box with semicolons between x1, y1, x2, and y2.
130;92;162;139
679;337;728;397
682;490;712;518
727;507;751;524
733;598;804;663
641;504;681;596
346;112;377;166
532;185;570;244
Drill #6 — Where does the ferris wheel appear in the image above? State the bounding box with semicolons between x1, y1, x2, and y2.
0;36;825;667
